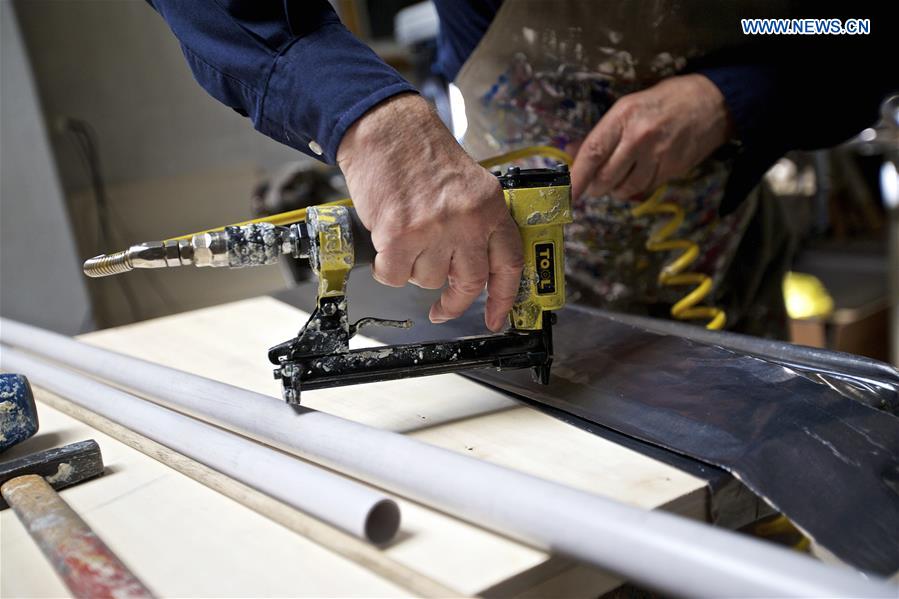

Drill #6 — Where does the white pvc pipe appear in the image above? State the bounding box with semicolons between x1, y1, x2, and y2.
0;346;399;545
1;318;894;598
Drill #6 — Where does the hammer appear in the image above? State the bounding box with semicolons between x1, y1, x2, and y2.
0;376;152;598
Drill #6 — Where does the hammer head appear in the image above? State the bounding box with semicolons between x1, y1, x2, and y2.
0;374;38;452
0;440;104;510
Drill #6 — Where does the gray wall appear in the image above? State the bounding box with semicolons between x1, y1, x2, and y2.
14;0;301;193
8;0;313;328
1;2;93;335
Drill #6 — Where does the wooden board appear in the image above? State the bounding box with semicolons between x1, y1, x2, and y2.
0;396;412;598
2;297;707;597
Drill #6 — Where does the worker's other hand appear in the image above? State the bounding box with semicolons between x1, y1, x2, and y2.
337;94;524;332
570;74;734;201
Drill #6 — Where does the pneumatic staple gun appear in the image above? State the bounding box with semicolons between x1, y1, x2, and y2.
83;165;572;405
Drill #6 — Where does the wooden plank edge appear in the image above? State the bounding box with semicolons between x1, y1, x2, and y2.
33;389;463;598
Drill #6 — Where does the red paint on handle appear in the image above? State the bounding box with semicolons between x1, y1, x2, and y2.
2;474;153;598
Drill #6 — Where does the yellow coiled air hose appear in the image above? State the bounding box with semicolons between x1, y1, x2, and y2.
629;186;727;331
751;514;811;552
478;145;574;170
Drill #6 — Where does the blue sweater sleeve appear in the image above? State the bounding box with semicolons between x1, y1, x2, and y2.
699;63;885;154
145;0;417;163
697;58;890;213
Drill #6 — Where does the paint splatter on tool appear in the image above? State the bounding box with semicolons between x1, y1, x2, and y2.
0;374;38;452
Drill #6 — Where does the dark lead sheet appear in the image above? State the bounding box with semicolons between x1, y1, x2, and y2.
466;304;899;576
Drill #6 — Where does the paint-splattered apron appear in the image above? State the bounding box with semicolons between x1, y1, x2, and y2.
455;1;791;334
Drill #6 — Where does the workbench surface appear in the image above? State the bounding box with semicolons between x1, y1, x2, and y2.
2;297;707;597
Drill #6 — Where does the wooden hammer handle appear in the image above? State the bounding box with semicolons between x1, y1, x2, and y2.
1;474;153;599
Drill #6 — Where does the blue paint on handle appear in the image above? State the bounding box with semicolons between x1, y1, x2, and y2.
0;374;38;452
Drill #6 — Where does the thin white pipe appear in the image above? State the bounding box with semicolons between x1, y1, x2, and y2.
0;346;399;545
1;318;894;598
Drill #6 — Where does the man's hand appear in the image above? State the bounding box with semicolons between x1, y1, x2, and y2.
337;94;524;332
570;74;734;200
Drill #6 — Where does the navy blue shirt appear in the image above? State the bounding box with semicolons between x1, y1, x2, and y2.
146;1;892;211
